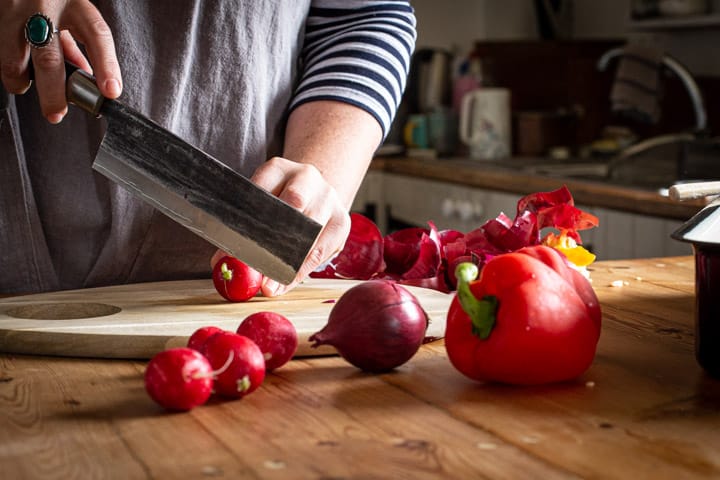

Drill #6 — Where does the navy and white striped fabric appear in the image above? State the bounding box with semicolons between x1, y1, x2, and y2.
290;1;417;138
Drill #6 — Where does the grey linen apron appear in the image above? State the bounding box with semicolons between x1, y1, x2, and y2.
0;1;309;293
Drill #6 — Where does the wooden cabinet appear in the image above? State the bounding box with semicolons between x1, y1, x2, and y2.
352;172;693;260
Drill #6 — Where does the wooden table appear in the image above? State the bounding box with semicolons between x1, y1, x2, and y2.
2;257;719;479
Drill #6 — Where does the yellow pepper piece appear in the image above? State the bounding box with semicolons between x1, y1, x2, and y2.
555;244;596;267
542;231;596;267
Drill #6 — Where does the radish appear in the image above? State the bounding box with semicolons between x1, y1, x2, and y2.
144;347;213;411
201;331;265;398
212;256;263;302
187;326;224;351
237;312;298;371
309;280;429;372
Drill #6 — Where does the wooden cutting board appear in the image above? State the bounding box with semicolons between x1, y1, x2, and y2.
0;278;452;359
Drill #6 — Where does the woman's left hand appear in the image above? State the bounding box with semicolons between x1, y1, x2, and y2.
211;156;351;297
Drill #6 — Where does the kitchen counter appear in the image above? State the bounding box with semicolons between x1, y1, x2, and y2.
371;156;708;221
2;257;719;479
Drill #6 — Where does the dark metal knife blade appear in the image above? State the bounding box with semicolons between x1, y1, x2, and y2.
62;65;322;285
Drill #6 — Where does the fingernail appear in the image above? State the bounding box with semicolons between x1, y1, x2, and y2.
264;279;281;297
105;79;122;98
47;113;64;124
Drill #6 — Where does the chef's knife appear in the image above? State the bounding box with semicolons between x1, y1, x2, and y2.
57;62;323;285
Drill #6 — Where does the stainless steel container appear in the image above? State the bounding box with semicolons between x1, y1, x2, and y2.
672;196;720;378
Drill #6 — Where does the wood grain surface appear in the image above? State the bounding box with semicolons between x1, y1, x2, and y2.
0;278;451;359
1;256;719;480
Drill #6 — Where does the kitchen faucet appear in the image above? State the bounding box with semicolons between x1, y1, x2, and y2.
596;47;712;183
597;47;707;132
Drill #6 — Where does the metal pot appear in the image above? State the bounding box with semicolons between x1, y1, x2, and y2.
672;196;720;378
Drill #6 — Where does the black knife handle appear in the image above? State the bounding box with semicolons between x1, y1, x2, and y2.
28;60;105;117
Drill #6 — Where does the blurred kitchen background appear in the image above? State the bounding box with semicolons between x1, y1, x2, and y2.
385;0;720;158
351;0;720;261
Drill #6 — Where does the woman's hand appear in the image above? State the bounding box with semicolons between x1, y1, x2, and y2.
211;157;352;297
0;0;122;123
209;99;382;297
252;157;352;296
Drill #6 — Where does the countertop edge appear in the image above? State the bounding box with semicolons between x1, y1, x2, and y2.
370;156;707;220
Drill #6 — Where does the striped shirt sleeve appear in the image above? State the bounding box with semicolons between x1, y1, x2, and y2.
289;1;417;138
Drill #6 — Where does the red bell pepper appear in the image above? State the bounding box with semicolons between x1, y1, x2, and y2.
445;245;601;385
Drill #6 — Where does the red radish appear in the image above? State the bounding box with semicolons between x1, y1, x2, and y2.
237;312;298;371
309;280;429;372
144;347;213;411
187;326;224;351
212;256;263;302
201;331;265;398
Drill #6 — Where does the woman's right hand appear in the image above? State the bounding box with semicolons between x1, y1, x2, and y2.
0;0;122;123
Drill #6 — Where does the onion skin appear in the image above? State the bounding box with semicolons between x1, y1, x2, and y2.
309;280;429;372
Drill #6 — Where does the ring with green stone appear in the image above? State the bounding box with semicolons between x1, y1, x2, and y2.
24;13;58;49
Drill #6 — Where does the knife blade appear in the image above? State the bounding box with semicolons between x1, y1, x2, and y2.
62;64;322;285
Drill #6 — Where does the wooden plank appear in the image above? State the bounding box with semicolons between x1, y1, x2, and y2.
189;356;581;479
380;257;720;479
0;354;577;479
0;257;717;479
0;355;149;479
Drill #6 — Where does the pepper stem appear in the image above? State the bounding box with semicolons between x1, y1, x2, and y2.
455;262;499;340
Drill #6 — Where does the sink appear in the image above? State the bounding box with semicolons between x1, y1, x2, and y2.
522;135;720;195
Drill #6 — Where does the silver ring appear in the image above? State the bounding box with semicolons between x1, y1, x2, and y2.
25;13;59;49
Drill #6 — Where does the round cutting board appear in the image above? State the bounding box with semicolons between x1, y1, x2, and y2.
0;278;452;359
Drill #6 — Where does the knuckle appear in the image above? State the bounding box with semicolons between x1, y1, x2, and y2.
281;186;309;210
298;162;321;179
0;59;25;79
86;17;114;41
319;215;352;257
308;242;330;267
33;50;64;70
0;60;30;93
328;213;352;243
253;156;283;178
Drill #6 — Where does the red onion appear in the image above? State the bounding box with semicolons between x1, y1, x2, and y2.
309;280;429;372
311;212;385;280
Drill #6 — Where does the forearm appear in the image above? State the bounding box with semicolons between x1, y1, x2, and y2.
281;1;416;208
283;100;382;209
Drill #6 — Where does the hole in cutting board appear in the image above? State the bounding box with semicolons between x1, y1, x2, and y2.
4;303;122;320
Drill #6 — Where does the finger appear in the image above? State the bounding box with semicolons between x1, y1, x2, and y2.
60;3;122;98
58;30;92;73
253;158;324;212
263;213;350;297
250;157;291;197
209;249;228;270
263;205;351;297
31;30;68;123
0;12;31;94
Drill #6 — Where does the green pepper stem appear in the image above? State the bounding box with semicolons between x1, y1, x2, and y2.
455;262;498;340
